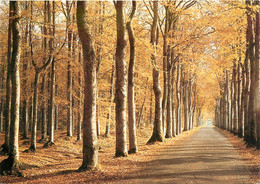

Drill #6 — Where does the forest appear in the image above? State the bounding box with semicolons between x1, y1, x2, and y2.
0;0;259;183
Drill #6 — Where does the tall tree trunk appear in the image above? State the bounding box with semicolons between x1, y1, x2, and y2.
9;0;21;163
96;95;100;137
48;0;55;145
162;36;168;135
77;1;98;170
166;46;172;138
0;103;3;133
1;0;13;154
48;60;55;144
67;1;73;137
147;1;164;144
127;0;137;154
105;61;115;136
223;83;226;130
77;50;82;141
41;75;47;140
226;70;230;131
172;53;176;136
179;66;184;133
114;1;128;157
188;79;192;130
54;85;58;131
176;62;181;135
183;80;189;131
150;87;153;126
1;1;22;174
247;4;257;146
27;1;53;152
29;72;39;151
244;53;250;142
232;64;238;134
238;63;243;137
255;6;260;149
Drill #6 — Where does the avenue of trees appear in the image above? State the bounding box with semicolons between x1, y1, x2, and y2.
214;0;260;149
0;0;258;175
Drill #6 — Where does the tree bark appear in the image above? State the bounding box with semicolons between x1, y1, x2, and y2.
127;0;137;154
226;70;230;131
1;0;13;154
77;1;98;170
176;62;181;135
67;1;73;137
47;0;55;145
237;63;243;137
41;75;47;140
166;45;172;138
1;1;22;174
255;7;260;149
9;0;21;161
147;1;164;144
246;1;256;145
183;79;189;131
105;60;115;136
150;88;153;126
77;50;82;141
114;1;128;157
232;64;238;134
172;53;176;136
179;66;184;133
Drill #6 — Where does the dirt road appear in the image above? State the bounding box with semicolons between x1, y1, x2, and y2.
120;125;252;184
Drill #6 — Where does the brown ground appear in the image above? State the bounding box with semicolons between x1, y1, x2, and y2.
217;127;260;183
0;125;199;183
0;125;259;183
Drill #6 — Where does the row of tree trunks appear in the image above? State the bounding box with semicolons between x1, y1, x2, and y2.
215;0;259;149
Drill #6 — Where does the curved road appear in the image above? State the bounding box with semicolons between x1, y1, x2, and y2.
122;125;251;184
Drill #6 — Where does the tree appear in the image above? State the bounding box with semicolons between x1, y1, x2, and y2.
255;2;260;150
0;1;21;175
105;61;115;136
77;0;98;170
65;1;73;137
114;1;128;157
147;1;164;144
27;1;54;152
45;0;55;146
246;0;255;145
127;0;137;154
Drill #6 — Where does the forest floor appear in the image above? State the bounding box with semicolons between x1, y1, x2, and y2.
0;124;259;183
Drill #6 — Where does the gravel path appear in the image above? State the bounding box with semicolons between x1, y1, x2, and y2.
121;125;251;184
